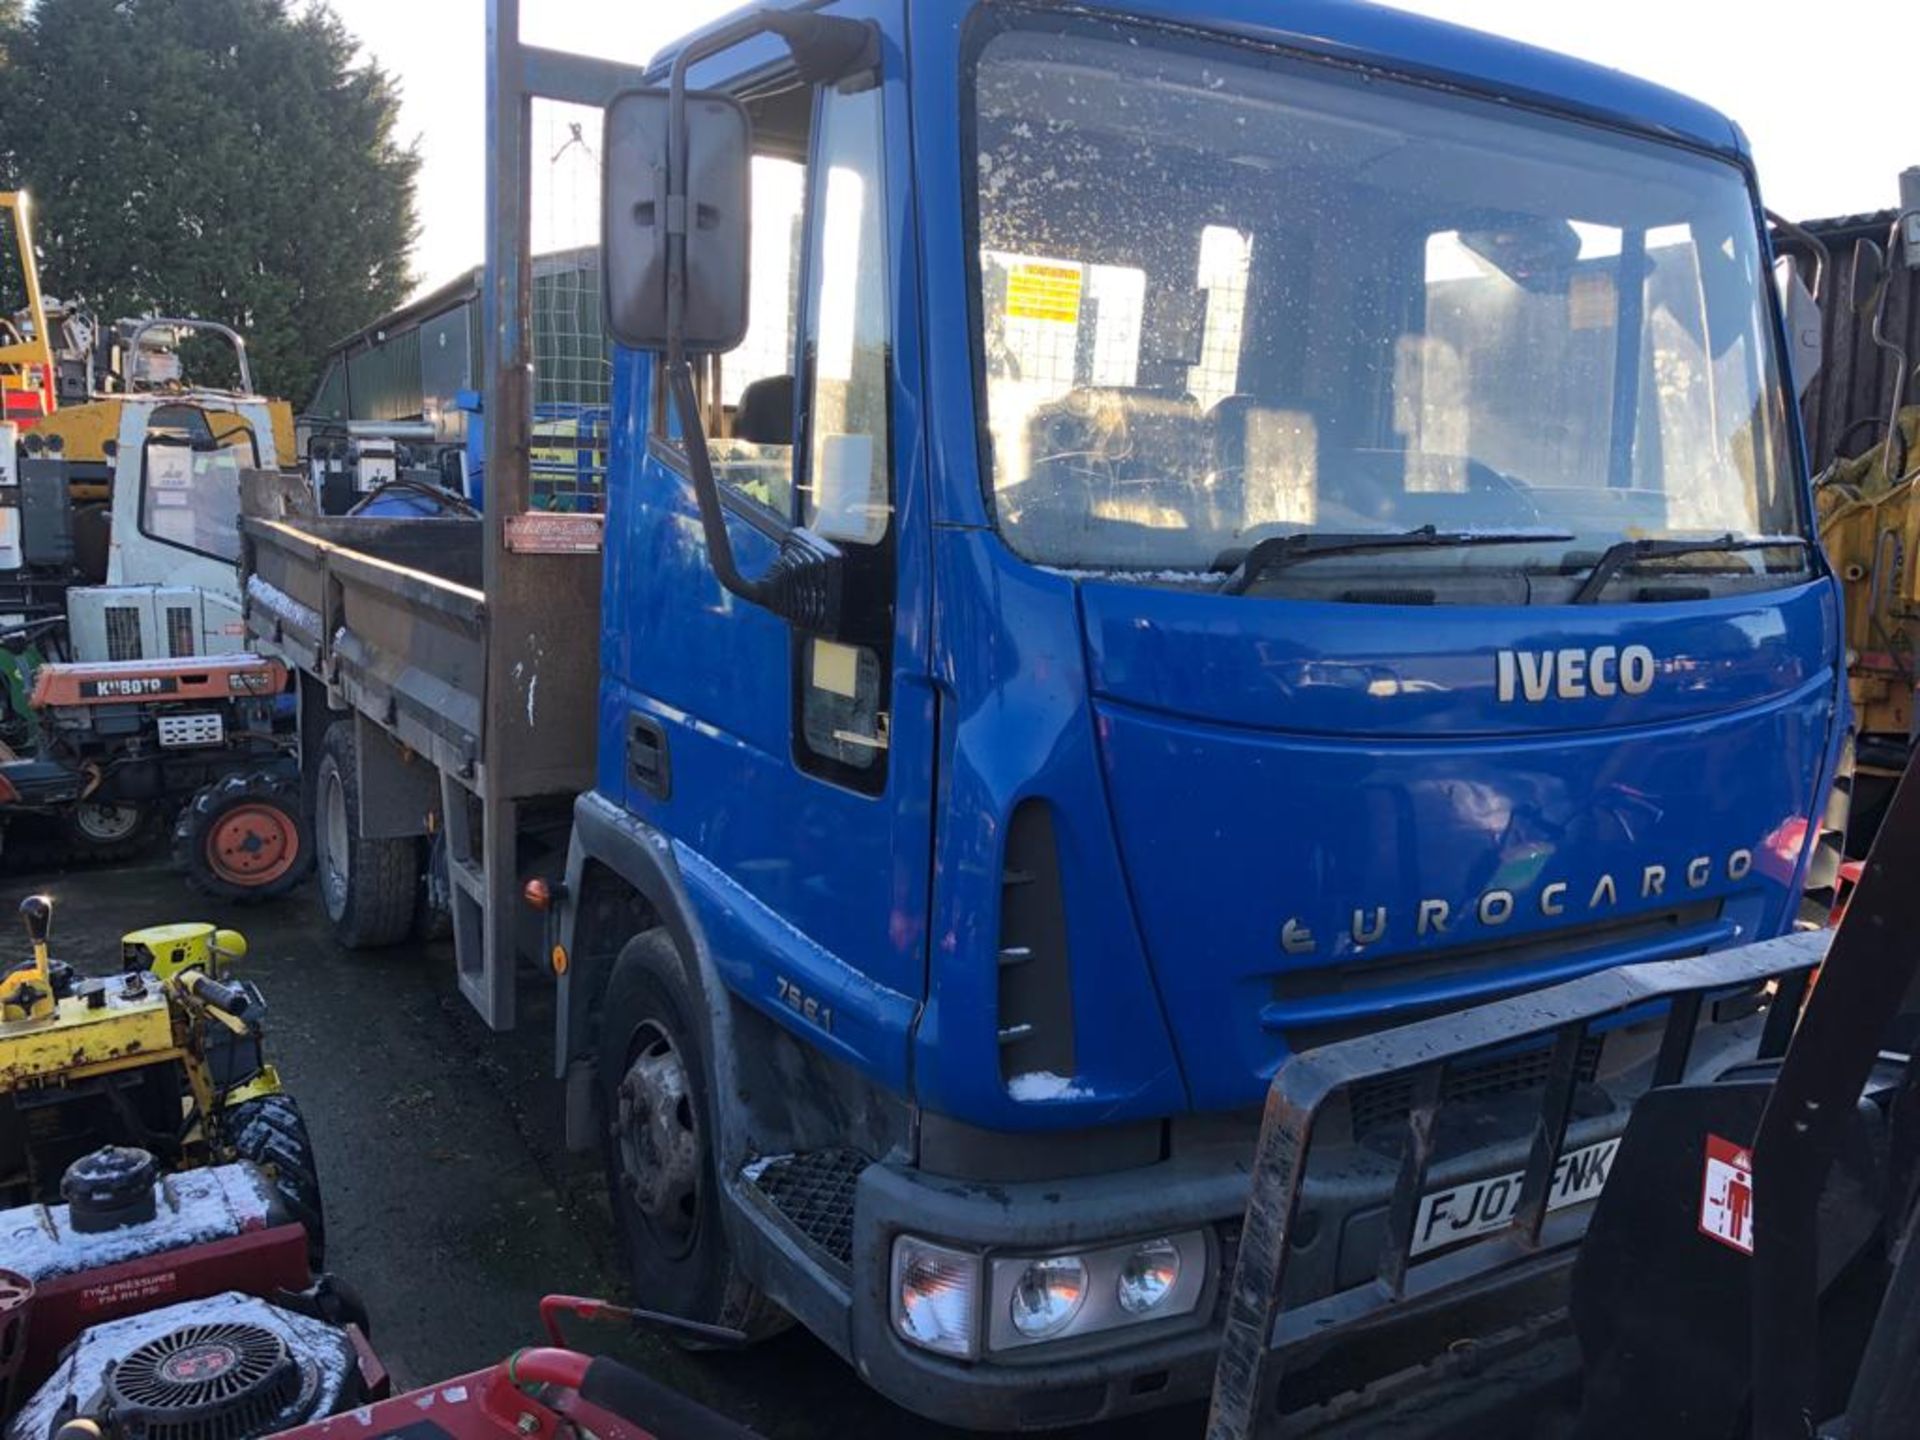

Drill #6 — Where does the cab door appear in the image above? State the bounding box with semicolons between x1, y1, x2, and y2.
609;1;931;1093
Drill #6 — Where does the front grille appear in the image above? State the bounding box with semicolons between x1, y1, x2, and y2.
157;712;224;748
744;1149;867;1267
1348;1035;1605;1138
165;604;196;657
105;605;143;661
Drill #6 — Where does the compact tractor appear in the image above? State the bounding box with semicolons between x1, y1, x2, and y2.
0;190;308;889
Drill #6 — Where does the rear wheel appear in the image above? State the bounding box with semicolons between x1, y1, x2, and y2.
61;799;155;862
225;1092;325;1269
314;721;417;949
175;773;312;902
598;930;789;1344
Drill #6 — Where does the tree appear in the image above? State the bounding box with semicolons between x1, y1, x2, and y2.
0;0;417;404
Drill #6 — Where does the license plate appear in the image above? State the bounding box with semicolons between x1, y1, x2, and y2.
1410;1137;1619;1256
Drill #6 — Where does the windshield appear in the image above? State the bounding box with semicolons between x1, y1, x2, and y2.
141;415;257;563
971;22;1805;597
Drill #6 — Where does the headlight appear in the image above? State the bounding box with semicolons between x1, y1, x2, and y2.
1009;1254;1088;1339
1116;1238;1181;1315
892;1237;979;1358
987;1230;1209;1353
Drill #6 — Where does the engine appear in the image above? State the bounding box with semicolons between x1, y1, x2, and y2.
7;1293;369;1440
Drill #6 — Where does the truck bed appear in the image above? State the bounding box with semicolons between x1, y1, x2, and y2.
242;515;488;780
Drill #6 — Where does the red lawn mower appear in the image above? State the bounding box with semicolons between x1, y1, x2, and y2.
0;1147;757;1440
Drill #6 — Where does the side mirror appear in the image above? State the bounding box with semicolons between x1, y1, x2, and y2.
602;88;751;354
1774;256;1824;399
1850;238;1887;319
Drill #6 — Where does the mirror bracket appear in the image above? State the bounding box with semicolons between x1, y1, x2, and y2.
666;361;843;635
763;12;879;88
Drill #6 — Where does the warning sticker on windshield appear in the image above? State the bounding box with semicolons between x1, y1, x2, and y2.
1006;263;1083;325
1699;1133;1755;1255
1568;272;1615;331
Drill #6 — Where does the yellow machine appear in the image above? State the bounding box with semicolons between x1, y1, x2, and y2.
1819;406;1920;746
0;896;322;1260
23;322;298;503
0;191;54;423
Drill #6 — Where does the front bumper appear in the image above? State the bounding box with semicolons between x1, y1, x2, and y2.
839;1015;1739;1432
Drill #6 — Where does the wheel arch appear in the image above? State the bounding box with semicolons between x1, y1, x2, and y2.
560;791;744;1165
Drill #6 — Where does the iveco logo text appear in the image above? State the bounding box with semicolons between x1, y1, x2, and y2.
1496;645;1656;703
1278;848;1754;957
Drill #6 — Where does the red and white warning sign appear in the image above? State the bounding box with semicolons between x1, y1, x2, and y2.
1699;1133;1755;1255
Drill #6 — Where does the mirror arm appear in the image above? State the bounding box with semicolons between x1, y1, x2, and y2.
666;360;843;634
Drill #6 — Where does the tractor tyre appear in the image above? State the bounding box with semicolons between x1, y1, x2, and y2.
226;1092;326;1269
314;720;417;949
60;799;157;863
598;929;790;1346
175;773;313;902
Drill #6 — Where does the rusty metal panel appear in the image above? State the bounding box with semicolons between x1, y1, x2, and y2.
1797;210;1920;474
241;515;489;780
481;2;638;807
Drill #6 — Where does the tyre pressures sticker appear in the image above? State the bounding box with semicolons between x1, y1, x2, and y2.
1699;1133;1755;1255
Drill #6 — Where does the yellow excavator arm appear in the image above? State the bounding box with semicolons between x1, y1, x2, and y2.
0;191;54;420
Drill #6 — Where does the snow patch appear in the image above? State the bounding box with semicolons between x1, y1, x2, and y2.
741;1153;796;1185
1;1162;276;1283
1007;1071;1091;1102
245;573;321;636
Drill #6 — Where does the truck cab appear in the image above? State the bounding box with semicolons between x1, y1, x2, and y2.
566;0;1839;1427
559;0;1844;1426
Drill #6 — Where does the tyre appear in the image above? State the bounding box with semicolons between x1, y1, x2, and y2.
314;720;417;949
60;799;156;863
225;1091;326;1269
412;834;453;942
598;930;789;1344
175;773;313;902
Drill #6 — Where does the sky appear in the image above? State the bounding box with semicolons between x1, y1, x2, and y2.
321;0;1920;298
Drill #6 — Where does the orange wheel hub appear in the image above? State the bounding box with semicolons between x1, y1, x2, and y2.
208;803;300;887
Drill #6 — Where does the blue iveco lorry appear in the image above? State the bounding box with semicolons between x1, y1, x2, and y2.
240;0;1847;1428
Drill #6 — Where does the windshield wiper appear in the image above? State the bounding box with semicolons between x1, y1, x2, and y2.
1217;526;1574;596
1570;534;1810;604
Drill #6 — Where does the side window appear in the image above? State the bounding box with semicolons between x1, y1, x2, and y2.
801;84;891;545
795;82;894;788
654;153;807;515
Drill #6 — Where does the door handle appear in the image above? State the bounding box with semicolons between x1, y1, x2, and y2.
626;713;671;800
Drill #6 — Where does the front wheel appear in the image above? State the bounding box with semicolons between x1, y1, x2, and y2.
225;1091;326;1269
175;773;312;902
597;930;789;1344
